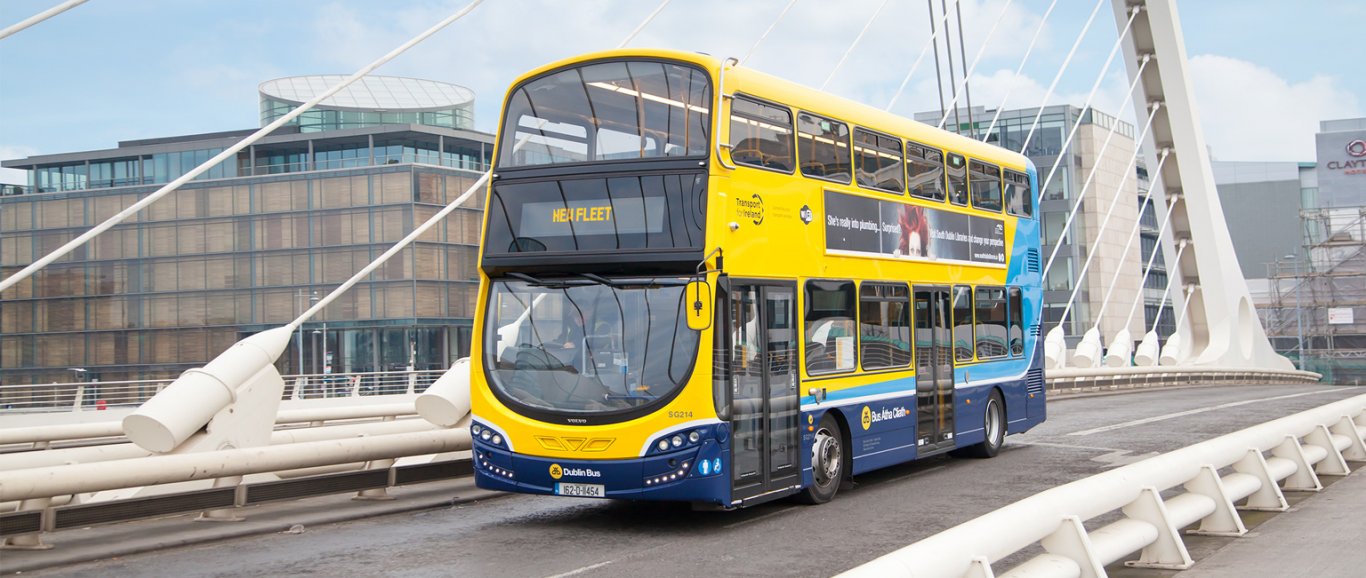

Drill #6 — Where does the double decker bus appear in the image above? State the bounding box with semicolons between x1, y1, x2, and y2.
470;49;1044;508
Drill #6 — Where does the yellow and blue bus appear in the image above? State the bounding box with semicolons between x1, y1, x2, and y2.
470;49;1044;508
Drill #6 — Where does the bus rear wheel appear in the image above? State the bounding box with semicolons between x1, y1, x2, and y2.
954;390;1005;459
798;413;844;504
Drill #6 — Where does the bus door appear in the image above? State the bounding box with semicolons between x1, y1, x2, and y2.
728;282;800;502
914;287;956;451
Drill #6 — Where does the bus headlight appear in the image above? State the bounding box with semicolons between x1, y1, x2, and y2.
658;439;670;452
688;431;701;444
671;435;684;448
491;434;503;445
480;430;492;441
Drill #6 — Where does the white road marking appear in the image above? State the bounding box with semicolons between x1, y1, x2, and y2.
546;560;614;578
1065;388;1343;436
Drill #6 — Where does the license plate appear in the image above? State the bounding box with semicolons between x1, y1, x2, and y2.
555;483;605;498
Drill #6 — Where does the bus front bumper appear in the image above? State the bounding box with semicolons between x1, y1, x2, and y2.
472;439;732;505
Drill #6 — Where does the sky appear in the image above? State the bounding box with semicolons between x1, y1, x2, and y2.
2;0;1363;184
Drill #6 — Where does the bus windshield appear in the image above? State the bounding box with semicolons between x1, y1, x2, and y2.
496;60;712;168
484;277;700;417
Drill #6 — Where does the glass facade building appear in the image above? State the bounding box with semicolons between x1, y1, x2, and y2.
259;76;475;133
2;89;494;386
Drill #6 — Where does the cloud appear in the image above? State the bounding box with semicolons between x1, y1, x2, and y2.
0;145;38;185
1189;54;1360;161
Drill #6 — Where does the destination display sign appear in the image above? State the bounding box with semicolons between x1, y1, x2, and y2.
823;190;1006;266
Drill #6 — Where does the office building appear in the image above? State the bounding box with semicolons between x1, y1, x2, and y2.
1;76;493;387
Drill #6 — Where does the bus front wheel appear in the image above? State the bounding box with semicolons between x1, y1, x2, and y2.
955;390;1005;459
799;413;844;504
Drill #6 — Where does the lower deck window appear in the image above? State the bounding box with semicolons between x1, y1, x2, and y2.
805;280;856;374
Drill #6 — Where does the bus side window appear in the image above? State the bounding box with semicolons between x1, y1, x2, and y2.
1008;286;1024;357
797;113;851;183
946;152;969;206
729;96;795;173
804;280;856;375
951;285;974;362
1004;170;1034;218
907;142;946;202
974;286;1008;358
854;128;904;193
859;283;912;370
970;160;1003;212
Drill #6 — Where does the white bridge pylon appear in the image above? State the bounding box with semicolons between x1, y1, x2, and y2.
1047;0;1297;373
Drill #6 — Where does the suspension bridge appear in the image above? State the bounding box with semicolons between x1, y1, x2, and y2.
1;0;1362;576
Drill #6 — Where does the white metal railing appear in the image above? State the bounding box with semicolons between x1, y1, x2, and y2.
841;393;1366;577
0;370;444;413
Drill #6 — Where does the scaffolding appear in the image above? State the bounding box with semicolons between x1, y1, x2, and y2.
1265;205;1366;384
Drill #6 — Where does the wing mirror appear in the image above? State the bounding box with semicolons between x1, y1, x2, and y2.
685;279;713;331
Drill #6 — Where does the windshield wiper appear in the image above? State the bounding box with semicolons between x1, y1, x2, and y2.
506;272;591;289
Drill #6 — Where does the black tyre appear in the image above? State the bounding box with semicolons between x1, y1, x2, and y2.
798;413;845;504
955;390;1005;459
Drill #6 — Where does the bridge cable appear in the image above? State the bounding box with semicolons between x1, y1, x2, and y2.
929;0;949;118
1015;0;1107;154
0;0;88;41
1054;102;1162;331
740;0;799;65
938;0;962;130
951;0;975;132
979;0;1058;143
1120;190;1182;333
821;0;891;91
0;0;487;295
936;0;1015;130
1143;238;1190;339
1038;38;1148;281
617;0;671;48
1088;149;1170;331
884;0;960;112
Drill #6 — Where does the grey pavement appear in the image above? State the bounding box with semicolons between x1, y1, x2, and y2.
1176;468;1366;578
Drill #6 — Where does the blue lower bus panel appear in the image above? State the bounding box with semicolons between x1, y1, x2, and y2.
472;438;732;505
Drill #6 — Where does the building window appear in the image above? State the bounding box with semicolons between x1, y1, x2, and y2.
859;282;911;370
805;280;856;374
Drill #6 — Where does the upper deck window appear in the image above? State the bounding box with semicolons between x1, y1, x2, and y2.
854;128;904;193
970;160;1002;212
729;96;795;172
1004;170;1033;218
907;142;945;202
497;60;712;168
946;153;969;206
797;113;851;183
